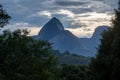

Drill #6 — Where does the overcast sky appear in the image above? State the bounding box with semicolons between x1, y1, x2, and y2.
0;0;118;37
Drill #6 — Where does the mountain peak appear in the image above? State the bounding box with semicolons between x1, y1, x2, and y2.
38;17;64;40
51;17;58;20
47;17;64;30
92;26;108;38
91;26;108;43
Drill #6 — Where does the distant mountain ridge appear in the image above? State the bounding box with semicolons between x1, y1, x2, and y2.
34;17;108;57
79;26;108;54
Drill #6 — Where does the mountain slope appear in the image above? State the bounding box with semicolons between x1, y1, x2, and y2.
50;30;91;56
35;17;108;57
38;17;64;40
79;26;108;53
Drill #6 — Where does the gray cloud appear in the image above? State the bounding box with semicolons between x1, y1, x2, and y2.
0;0;118;37
55;1;89;6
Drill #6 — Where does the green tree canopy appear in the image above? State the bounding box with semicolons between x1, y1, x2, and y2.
90;1;120;80
59;64;93;80
0;30;58;80
0;4;11;28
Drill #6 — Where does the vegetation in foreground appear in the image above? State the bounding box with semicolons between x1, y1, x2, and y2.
1;1;120;80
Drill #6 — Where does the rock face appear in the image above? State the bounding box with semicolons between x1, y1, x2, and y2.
38;17;64;40
79;26;108;54
49;30;91;56
34;17;108;57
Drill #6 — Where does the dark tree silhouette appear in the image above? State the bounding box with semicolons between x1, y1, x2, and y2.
90;1;120;80
0;30;58;80
0;4;11;28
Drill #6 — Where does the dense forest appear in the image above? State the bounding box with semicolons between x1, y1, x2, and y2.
0;0;120;80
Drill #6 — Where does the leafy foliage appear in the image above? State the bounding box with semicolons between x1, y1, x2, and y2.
0;30;58;80
0;4;11;28
90;1;120;80
59;64;93;80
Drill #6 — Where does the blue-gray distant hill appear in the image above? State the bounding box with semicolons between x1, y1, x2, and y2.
33;17;108;57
